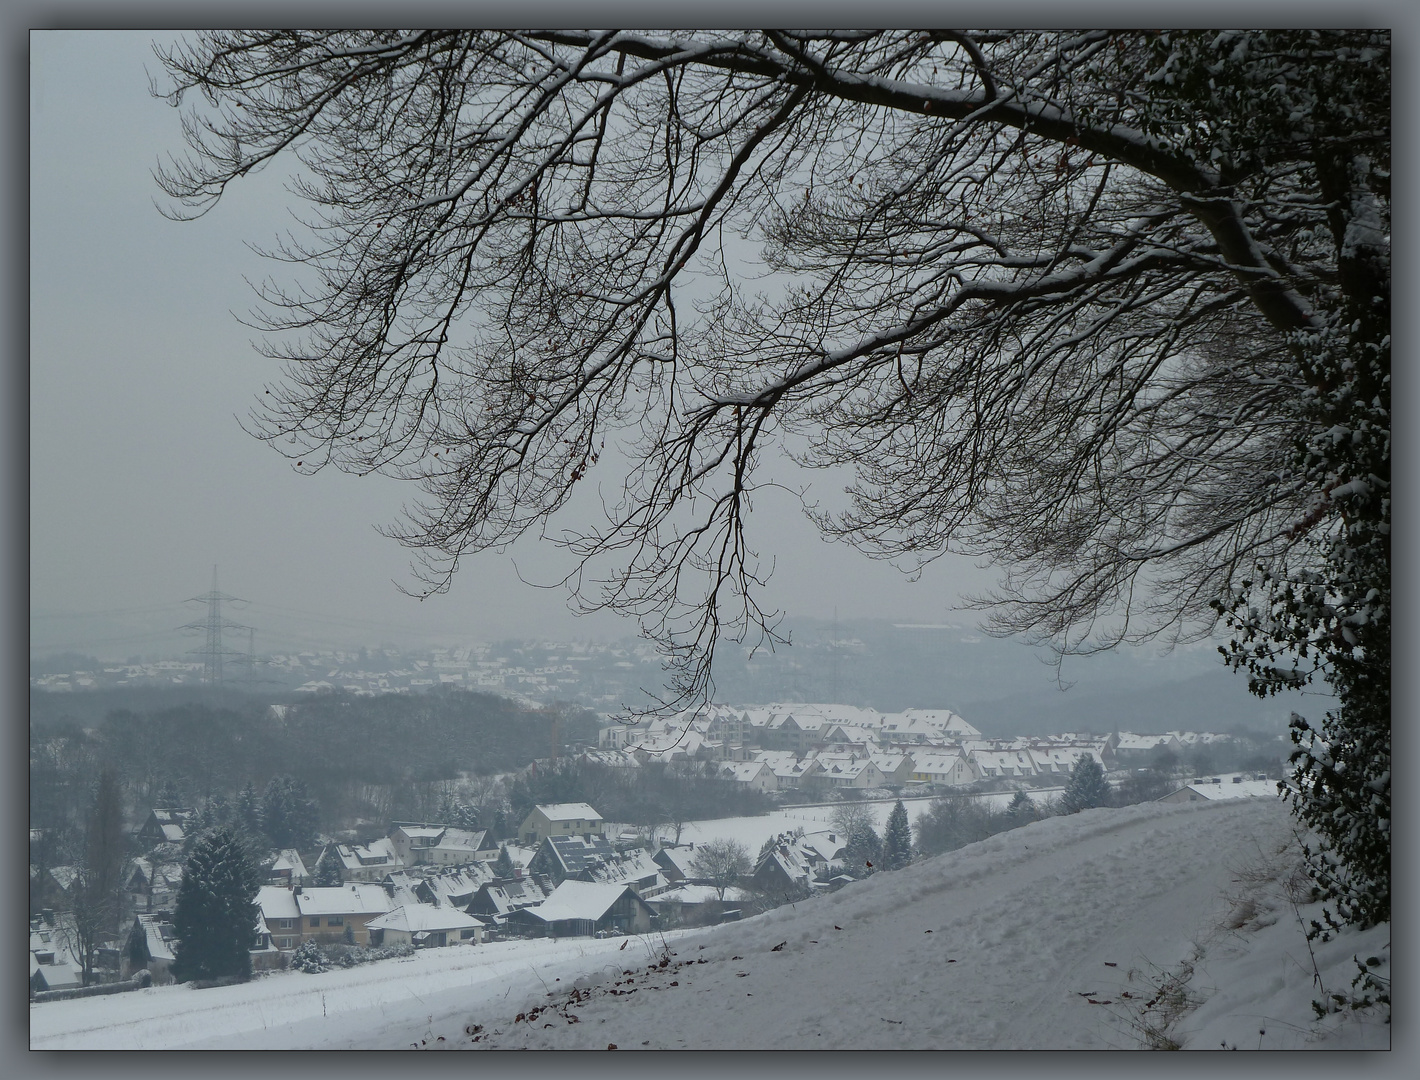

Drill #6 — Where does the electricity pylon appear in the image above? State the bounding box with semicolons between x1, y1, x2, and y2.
181;566;251;686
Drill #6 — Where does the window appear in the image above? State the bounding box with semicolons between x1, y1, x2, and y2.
310;917;320;927
328;916;344;926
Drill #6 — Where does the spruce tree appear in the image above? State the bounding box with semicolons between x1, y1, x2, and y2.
494;845;515;877
313;846;343;886
842;822;882;877
235;782;262;838
170;827;260;984
883;800;913;871
261;776;319;849
1006;790;1037;823
1061;755;1111;814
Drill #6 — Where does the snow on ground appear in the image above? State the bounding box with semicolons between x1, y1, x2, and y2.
29;933;690;1050
30;797;1390;1051
650;790;1061;853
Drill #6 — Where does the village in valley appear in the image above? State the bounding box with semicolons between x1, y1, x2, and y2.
31;695;1282;1002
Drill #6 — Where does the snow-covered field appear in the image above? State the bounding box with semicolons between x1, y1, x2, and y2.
31;798;1389;1051
642;790;1057;852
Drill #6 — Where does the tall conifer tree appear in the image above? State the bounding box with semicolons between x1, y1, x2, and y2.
171;827;260;984
883;800;913;871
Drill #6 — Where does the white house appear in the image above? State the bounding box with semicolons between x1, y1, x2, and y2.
366;904;484;948
719;760;776;792
518;803;605;846
808;753;889;789
908;750;977;786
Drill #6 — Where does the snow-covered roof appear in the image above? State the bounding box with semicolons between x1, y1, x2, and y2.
48;865;79;890
530;880;635;923
898;708;980;737
534;803;602;821
811;753;881;780
366;904;483;934
257;885;301;921
294;883;394;916
799;830;846;864
867;751;910;768
819;723;881;744
355;837;401;864
541;834;617;874
910;751;968;772
968;750;1033;773
138;916;177;962
418;865;493;906
1029;746;1106;770
474;876;549;914
586;848;662;889
652;845;697;878
396;826;445;840
432;827;488;853
719;760;771;782
752;749;800;767
579;748;639;767
773;703;885;726
1168;779;1281;802
271;849;309;877
1115;732;1178;751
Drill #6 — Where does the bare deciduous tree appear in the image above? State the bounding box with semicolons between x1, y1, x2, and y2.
155;30;1385;696
155;30;1388;925
71;768;127;985
689;837;752;901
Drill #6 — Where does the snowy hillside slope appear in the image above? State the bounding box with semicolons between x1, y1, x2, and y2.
30;798;1389;1051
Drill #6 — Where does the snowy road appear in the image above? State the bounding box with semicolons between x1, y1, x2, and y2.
35;797;1376;1050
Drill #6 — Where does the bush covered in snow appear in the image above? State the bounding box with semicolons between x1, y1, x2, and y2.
289;941;329;973
290;940;415;973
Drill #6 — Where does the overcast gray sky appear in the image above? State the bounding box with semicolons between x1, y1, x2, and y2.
30;30;1009;660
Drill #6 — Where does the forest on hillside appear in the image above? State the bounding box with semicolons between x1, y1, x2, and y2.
29;687;600;867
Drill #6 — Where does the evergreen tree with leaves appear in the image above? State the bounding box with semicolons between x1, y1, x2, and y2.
493;845;516;877
1005;790;1037;823
1061;755;1111;814
842;821;882;877
313;845;343;886
489;807;509;843
170;827;260;984
883;800;913;871
124;916;151;973
155;778;184;809
235;781;262;838
261;775;319;849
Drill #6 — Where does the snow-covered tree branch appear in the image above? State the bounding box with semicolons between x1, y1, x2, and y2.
156;29;1388;926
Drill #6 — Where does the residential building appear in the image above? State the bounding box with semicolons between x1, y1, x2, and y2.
388;823;493;867
517;803;605;846
137;808;194;848
718;760;776;792
120;914;177;984
319;838;405;882
365;904;484;948
257;882;395;949
505;880;655;938
908;751;977;786
528;833;619;886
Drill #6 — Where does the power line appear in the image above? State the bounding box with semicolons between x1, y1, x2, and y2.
180;566;252;686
